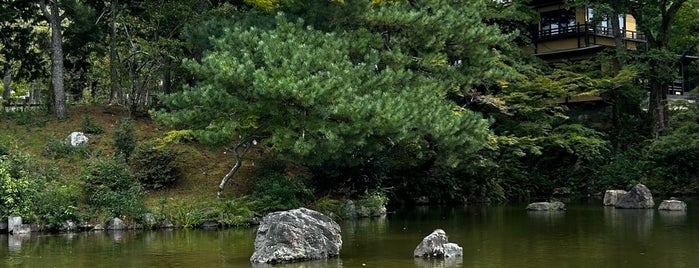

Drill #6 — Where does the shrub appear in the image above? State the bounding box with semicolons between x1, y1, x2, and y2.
217;198;256;226
34;182;80;228
355;191;388;217
0;154;42;220
165;201;208;228
83;158;145;220
5;109;48;127
81;115;104;134
44;138;90;159
130;141;184;189
312;197;345;220
252;173;312;213
112;118;136;160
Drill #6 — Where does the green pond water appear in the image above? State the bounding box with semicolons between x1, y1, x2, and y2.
2;199;699;268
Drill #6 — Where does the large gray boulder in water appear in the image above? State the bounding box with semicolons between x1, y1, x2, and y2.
603;190;627;206
414;229;463;258
615;184;654;209
250;208;342;264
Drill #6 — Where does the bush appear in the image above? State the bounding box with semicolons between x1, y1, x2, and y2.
44;138;90;159
113;118;136;160
162;198;256;228
165;201;208;228
0;153;42;220
83;158;145;220
252;173;312;213
130;141;184;189
312;197;345;220
81;115;104;134
355;191;388;217
5;109;48;127
34;182;80;228
217;198;256;226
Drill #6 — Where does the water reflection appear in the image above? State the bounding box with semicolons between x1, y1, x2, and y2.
414;257;463;268
251;258;343;268
658;210;687;226
342;216;388;237
1;202;698;268
526;211;565;225
603;207;654;238
8;233;30;252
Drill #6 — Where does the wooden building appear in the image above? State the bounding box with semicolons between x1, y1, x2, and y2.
525;0;646;61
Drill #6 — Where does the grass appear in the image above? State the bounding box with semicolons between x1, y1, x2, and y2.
0;104;262;212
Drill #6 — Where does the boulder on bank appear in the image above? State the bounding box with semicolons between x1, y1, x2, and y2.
526;201;565;211
414;229;463;258
107;217;126;230
658;200;687;211
67;132;89;147
603;190;627;206
8;216;30;235
615;184;654;209
250;208;342;264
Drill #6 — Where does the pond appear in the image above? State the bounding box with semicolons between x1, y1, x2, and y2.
2;199;699;267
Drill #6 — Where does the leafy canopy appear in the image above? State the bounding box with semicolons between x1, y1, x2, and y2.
154;13;491;168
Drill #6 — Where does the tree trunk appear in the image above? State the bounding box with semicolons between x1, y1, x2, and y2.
609;7;625;72
109;0;121;106
43;1;67;119
162;55;172;94
648;78;668;138
2;65;11;102
217;140;252;199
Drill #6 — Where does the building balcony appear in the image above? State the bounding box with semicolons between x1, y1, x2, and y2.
533;23;645;42
527;22;647;60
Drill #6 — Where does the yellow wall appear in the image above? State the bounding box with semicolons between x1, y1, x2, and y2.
536;39;581;53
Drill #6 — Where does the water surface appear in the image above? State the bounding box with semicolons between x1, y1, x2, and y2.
2;200;698;267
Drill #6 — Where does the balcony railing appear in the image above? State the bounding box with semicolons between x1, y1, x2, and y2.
534;22;646;41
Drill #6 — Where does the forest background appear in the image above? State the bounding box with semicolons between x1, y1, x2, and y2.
1;0;699;229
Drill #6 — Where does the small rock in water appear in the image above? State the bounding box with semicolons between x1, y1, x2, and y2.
658;200;687;211
526;201;565;211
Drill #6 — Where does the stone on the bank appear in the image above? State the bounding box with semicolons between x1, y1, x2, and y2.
8;216;30;234
107;217;126;230
658;200;687;211
603;190;627;206
413;229;463;258
143;213;157;228
615;184;654;209
62;220;77;232
201;221;218;229
415;196;430;205
67;132;89;147
250;208;342;264
343;200;356;219
526;201;565;211
161;219;174;228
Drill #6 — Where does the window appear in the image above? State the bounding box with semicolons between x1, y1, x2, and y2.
587;8;625;36
540;9;577;37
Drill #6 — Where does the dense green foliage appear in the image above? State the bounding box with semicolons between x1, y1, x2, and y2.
0;153;40;219
112;117;136;160
1;0;699;228
81;115;104;134
130;140;184;189
82;158;145;220
252;173;313;213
